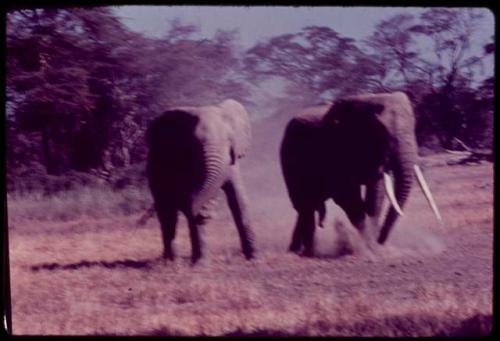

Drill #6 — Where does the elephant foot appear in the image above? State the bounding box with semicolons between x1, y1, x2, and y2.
191;251;202;265
243;248;255;260
377;234;388;245
288;242;302;254
300;248;315;258
191;256;215;268
163;249;175;261
241;240;255;259
244;254;255;261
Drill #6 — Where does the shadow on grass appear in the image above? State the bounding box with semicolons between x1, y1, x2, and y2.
30;258;154;272
143;313;492;337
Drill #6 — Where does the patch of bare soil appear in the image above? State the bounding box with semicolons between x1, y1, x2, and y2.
7;112;493;336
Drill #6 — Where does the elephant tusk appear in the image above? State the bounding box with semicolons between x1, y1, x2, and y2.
384;172;404;216
414;165;442;222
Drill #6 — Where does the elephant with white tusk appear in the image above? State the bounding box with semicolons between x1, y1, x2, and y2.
146;99;255;264
280;92;441;257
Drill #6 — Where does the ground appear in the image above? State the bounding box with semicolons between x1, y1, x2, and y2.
6;113;493;336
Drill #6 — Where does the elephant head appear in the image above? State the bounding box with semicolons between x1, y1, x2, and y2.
325;92;420;243
146;99;255;263
281;92;441;256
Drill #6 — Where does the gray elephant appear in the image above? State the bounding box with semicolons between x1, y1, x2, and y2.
146;99;255;263
280;92;441;257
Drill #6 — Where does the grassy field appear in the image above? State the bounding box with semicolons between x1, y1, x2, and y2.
6;153;493;336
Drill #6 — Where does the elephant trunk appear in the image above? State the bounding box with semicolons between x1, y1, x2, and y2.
377;139;416;244
191;143;225;217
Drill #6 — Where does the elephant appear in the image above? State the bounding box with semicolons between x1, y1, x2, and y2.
280;92;441;257
146;99;255;263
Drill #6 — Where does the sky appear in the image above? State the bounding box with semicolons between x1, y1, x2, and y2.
113;6;494;49
112;6;494;105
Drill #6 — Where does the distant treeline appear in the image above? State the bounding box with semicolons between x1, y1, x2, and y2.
6;7;493;189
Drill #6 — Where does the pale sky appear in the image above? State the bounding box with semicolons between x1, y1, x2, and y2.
112;5;494;102
113;6;494;49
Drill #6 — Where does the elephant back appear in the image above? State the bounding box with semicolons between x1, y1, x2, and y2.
217;99;251;159
146;110;205;195
293;103;332;125
146;110;200;152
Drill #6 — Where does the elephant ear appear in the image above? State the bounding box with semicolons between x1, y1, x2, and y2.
218;99;251;163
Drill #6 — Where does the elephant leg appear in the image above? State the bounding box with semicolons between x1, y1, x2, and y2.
222;171;255;260
336;187;365;230
186;212;203;264
363;178;384;243
336;187;378;256
289;215;303;253
289;199;323;253
156;205;178;260
365;177;384;219
300;209;316;257
335;187;371;242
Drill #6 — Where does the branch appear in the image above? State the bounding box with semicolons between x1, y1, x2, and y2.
453;137;472;151
446;137;493;165
447;152;493;165
444;149;469;155
365;78;392;92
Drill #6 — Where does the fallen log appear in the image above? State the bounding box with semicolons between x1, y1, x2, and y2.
446;138;493;165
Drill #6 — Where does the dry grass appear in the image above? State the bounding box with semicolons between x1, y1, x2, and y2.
9;257;492;336
7;156;493;336
7;186;151;224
